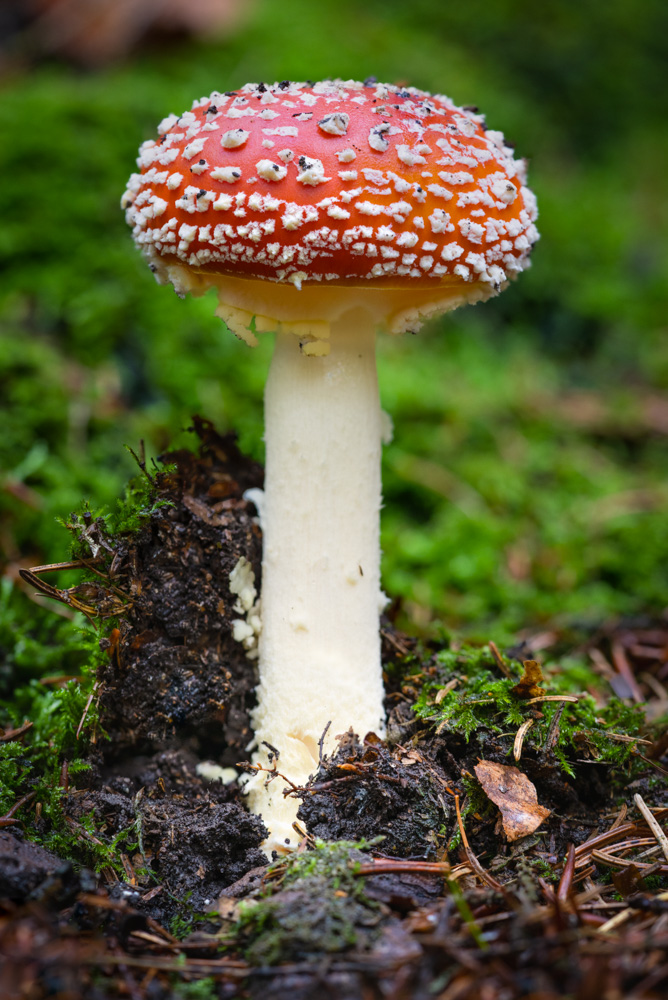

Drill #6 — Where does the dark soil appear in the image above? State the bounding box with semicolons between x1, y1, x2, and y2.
2;418;667;999
96;415;264;763
67;748;267;922
0;830;77;902
297;731;455;858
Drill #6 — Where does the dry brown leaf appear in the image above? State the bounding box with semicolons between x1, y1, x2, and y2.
511;659;546;699
474;760;551;842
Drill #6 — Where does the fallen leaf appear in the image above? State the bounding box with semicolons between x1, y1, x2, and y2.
474;760;551;842
512;659;546;698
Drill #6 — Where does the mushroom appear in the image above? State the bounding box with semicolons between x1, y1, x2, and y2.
122;79;539;853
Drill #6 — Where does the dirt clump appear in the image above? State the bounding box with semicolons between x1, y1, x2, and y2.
0;831;77;903
65;748;267;923
5;420;668;999
94;416;263;762
297;731;455;859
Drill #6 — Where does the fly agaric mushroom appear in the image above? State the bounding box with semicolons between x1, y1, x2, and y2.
122;79;538;853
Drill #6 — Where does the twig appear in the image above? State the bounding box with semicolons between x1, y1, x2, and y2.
526;694;580;705
236;755;300;795
0;719;33;743
573;810;668;867
76;681;99;739
65;816;105;847
291;821;312;851
454;794;504;892
590;849;668;874
631;752;668;778
611;641;644;703
605;733;653;746
489;641;512;678
27;558;105;576
634;793;668;863
543;702;565;753
513;718;533;761
357;858;472;880
126;441;154;483
317;721;331;765
609;803;628;831
434;678;459;703
0;791;36;827
597;907;635;934
120;853;136;885
557;844;576;903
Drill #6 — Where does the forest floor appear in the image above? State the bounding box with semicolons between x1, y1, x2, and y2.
1;420;667;1000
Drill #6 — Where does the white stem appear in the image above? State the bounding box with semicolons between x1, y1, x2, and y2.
245;308;386;852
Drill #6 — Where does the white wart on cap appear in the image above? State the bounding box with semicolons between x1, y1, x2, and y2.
123;78;538;323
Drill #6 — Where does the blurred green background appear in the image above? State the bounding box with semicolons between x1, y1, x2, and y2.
1;0;668;649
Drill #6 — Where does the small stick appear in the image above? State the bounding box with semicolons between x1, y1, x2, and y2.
126;441;153;483
18;568;98;623
434;678;459;703
76;681;99;739
557;844;576;902
634;793;668;863
597;908;634;934
291;821;316;854
608;803;628;831
0;719;33;744
65;816;105;847
573;809;668;861
357;858;471;880
513;718;533;761
121;853;137;885
454;794;504;892
611;641;644;703
317;721;331;765
543;701;566;753
0;791;36;827
236;759;300;794
26;558;105;575
590;848;668;873
489;641;512;678
526;694;579;705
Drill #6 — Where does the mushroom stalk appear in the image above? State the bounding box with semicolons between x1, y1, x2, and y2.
246;307;387;850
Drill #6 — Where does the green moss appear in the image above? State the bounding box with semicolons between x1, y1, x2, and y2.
271;837;382;890
0;576;120;863
2;0;668;642
413;642;649;782
0;742;31;816
235;840;382;965
171;980;217;1000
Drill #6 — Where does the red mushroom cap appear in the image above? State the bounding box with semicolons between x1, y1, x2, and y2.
123;79;538;298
